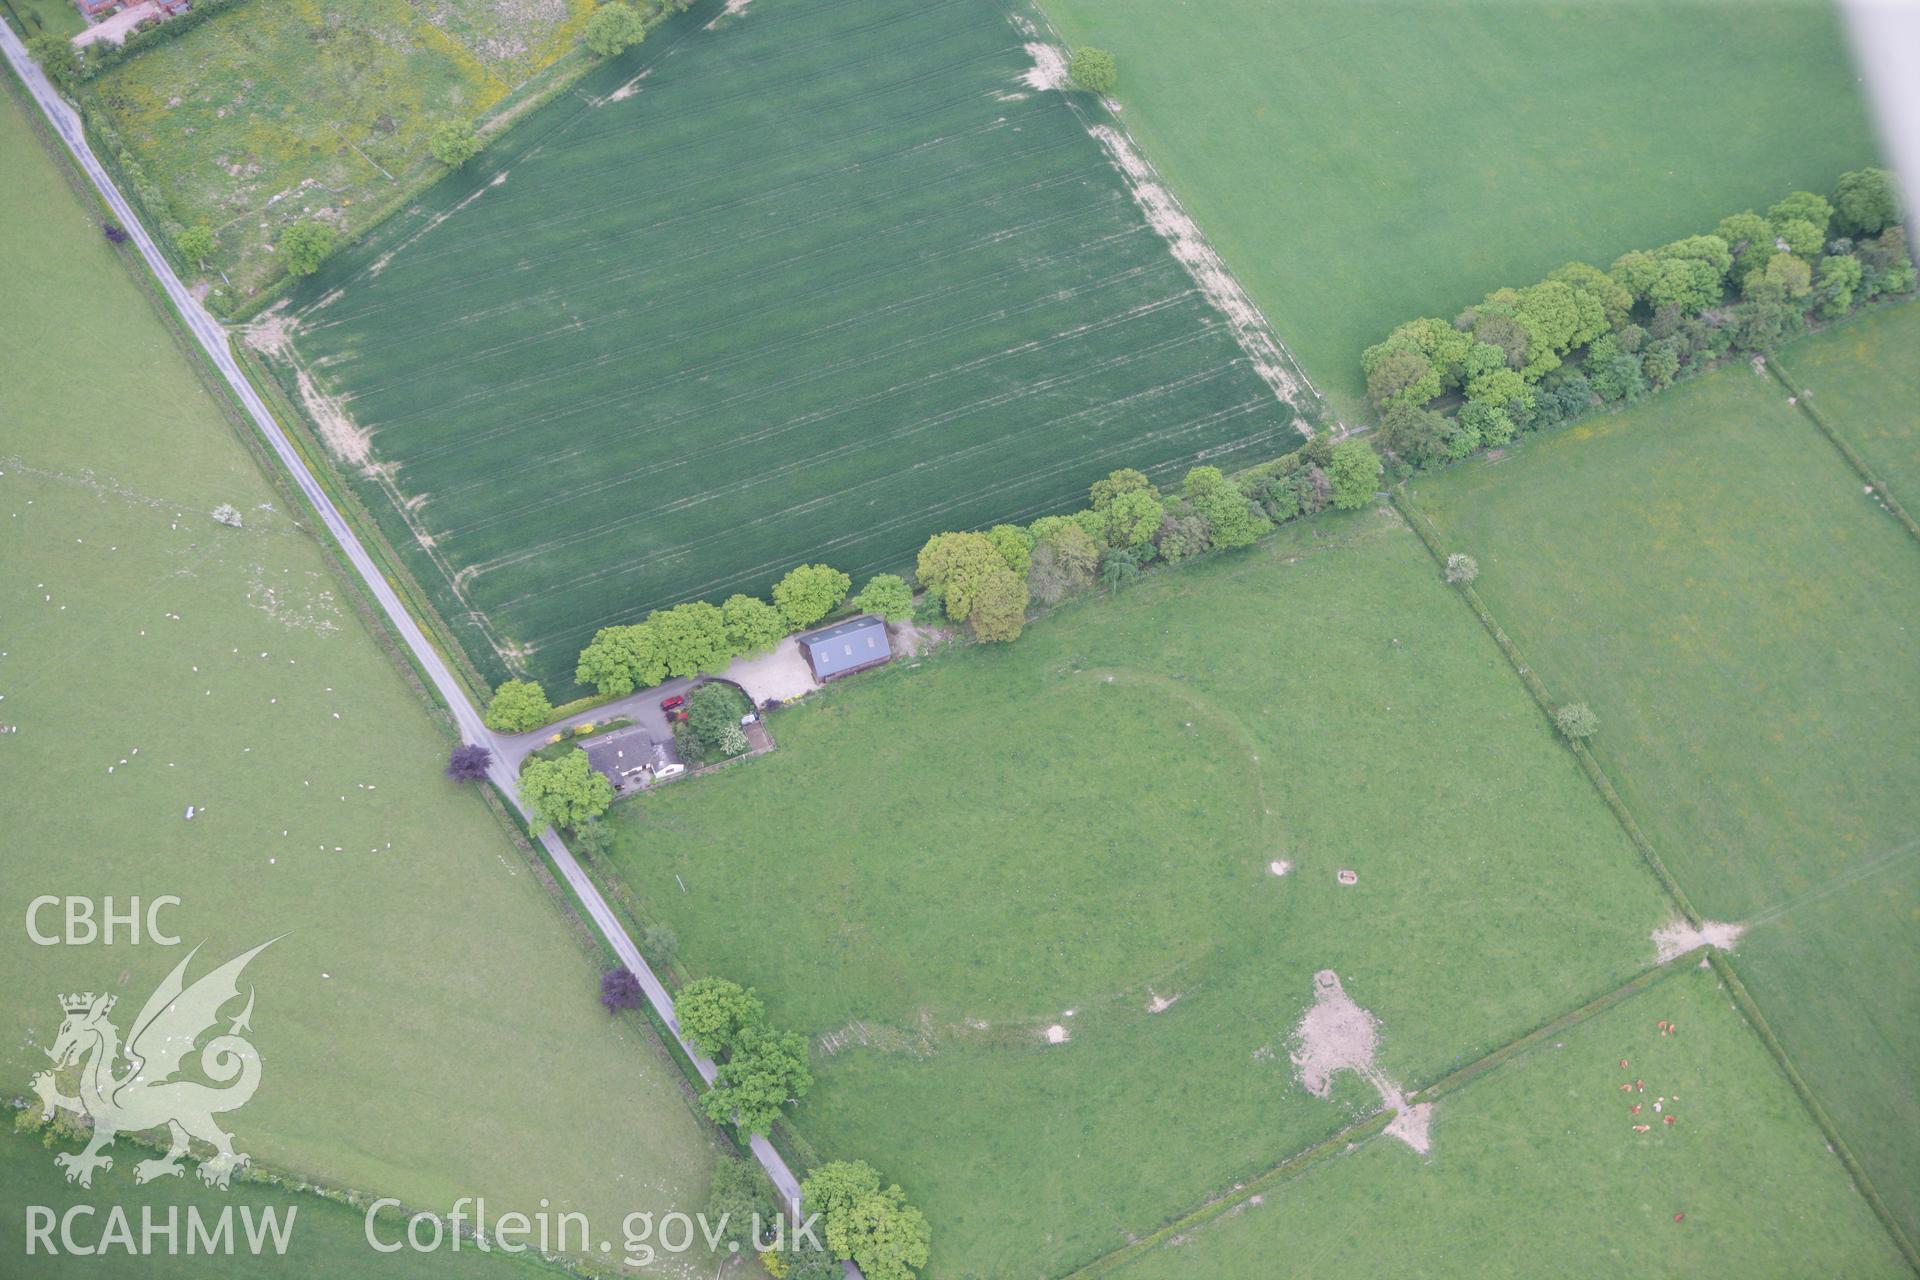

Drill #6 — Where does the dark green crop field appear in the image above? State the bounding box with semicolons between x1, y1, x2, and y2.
268;0;1307;693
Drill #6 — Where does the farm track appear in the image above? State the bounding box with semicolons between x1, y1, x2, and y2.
270;0;1311;692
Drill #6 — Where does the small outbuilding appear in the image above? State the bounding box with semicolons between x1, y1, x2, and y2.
797;615;892;683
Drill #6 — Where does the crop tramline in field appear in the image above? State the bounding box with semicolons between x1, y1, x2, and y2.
264;0;1310;693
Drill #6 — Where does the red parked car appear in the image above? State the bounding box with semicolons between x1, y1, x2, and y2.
660;694;685;712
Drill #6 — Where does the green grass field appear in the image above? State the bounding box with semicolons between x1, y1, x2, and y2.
0;1127;558;1277
604;508;1681;1275
0;95;721;1269
1110;967;1908;1279
88;0;592;293
269;0;1308;695
1037;0;1880;421
1773;301;1920;511
7;0;86;41
1415;346;1920;1245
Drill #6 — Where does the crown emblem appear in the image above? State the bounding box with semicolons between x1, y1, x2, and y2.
60;992;113;1016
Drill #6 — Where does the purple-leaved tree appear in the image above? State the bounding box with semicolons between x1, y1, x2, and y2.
601;967;643;1015
445;743;493;782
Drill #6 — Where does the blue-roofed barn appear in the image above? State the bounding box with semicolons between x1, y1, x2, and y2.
797;615;892;683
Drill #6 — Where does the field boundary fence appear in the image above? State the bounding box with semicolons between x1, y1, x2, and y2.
1063;956;1697;1279
1763;348;1920;547
1394;482;1920;1278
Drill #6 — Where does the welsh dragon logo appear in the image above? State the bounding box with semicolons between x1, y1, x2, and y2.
31;939;277;1190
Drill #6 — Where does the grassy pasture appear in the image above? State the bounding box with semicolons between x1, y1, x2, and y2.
0;96;719;1267
604;509;1676;1275
1110;967;1909;1280
1415;350;1920;1244
88;0;592;292
7;0;86;41
1773;301;1920;510
272;0;1304;695
1036;0;1879;420
0;1128;558;1278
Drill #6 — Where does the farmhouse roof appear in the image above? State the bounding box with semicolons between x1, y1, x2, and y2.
797;615;891;681
583;725;661;783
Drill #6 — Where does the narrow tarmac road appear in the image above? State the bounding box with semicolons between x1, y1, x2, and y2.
0;29;804;1214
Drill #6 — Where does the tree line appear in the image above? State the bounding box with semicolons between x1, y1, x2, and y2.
1365;168;1913;470
485;435;1385;735
915;438;1382;642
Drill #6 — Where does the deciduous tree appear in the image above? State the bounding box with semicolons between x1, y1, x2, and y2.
429;118;480;168
702;1024;812;1136
175;223;215;266
27;34;77;84
722;593;786;658
772;564;850;629
985;524;1035;575
1066;47;1116;93
1547;262;1632;330
1025;523;1098;604
1363;345;1431;410
1767;191;1832;238
1377;401;1447;470
967;567;1028;642
825;1181;930;1280
1098;489;1164;552
686;682;748;756
1714;211;1775;277
1192;486;1267;548
675;977;764;1059
1554;702;1600;740
519;749;613;830
1457;397;1514;448
852;573;913;622
1833;168;1901;238
1815;252;1864;318
445;743;492;781
584;2;647;56
915;532;1000;621
279;220;335;276
649;601;731;677
577;623;668;696
601;966;643;1014
1327;439;1382;510
484;679;553;732
1154;511;1211;563
1089;468;1156;510
1771;217;1825;261
1761;252;1812;299
705;1159;774;1254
